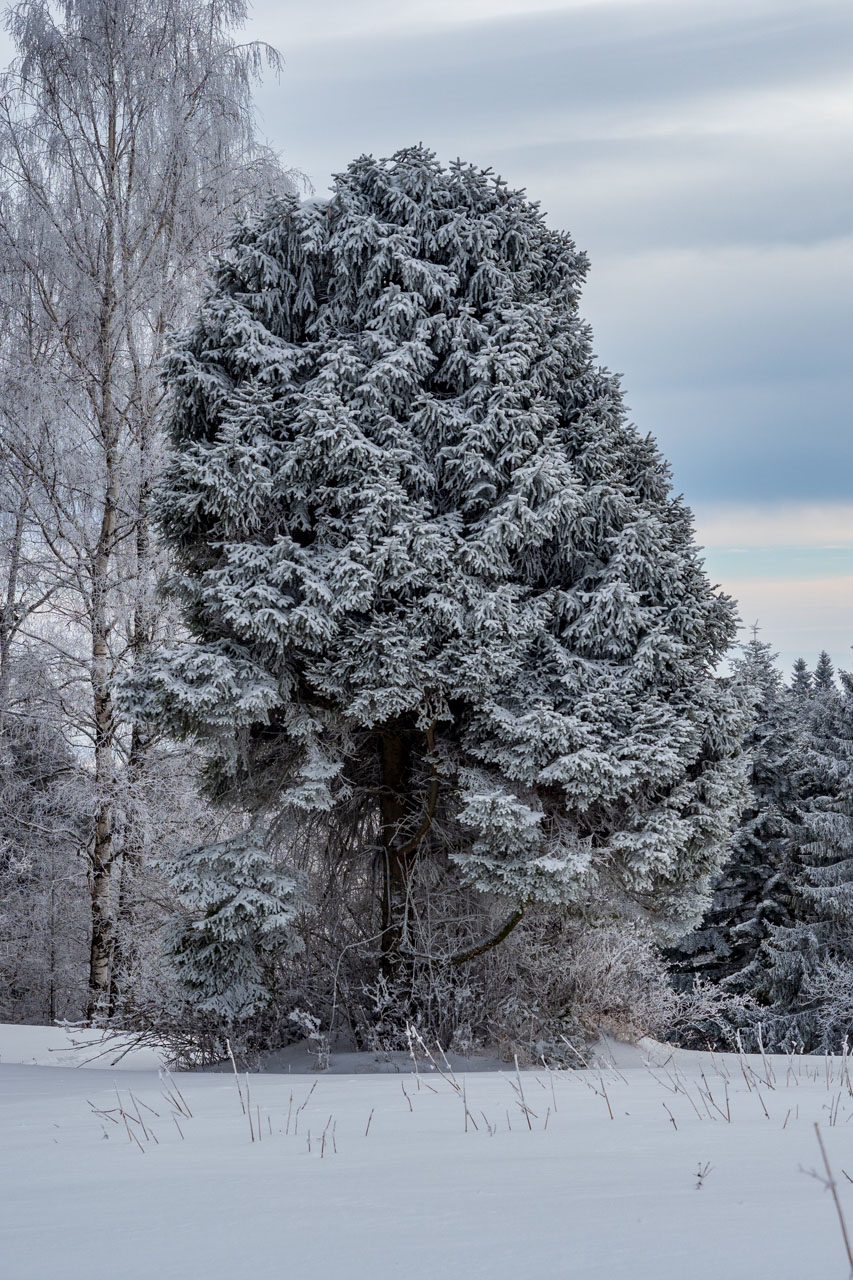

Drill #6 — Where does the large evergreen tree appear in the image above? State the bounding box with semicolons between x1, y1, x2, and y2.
136;149;747;1009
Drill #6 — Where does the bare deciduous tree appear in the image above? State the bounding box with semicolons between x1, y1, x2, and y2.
0;0;292;1016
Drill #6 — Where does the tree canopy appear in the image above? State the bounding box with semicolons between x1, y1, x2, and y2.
136;147;748;1001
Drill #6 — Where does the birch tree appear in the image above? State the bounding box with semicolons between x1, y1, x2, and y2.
0;0;290;1016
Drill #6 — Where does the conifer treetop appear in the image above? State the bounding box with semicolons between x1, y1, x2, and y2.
791;657;812;698
814;650;836;693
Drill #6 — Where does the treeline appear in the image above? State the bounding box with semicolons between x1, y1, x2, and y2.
4;620;851;1057
672;644;853;1053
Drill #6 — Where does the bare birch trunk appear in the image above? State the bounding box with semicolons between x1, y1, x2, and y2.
0;485;28;731
0;0;289;1023
86;439;119;1016
107;456;154;1016
87;95;119;1020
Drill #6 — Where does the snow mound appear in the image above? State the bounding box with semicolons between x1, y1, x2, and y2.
0;1022;165;1070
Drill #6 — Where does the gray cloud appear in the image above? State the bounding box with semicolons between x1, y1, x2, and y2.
248;0;852;513
256;0;853;183
620;379;853;502
503;128;853;253
580;235;852;499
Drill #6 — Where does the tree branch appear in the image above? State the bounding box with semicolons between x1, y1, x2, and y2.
449;905;526;966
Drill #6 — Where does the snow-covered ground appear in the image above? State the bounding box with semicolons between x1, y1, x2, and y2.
1;1025;849;1279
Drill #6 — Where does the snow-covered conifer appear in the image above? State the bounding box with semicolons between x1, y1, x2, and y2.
814;651;836;693
0;698;90;1021
758;668;853;1049
791;657;812;699
670;638;795;992
168;829;303;1022
137;148;747;987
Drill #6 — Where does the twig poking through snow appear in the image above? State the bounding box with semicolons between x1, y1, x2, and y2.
226;1040;245;1115
809;1123;853;1275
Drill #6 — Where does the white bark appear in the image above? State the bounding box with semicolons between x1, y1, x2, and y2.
0;0;292;1016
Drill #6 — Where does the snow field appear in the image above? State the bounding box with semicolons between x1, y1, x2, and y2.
1;1035;851;1280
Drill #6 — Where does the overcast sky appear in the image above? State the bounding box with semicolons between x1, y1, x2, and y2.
10;0;853;674
245;0;853;676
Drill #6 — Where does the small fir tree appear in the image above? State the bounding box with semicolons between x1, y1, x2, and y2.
168;829;304;1022
0;700;90;1020
814;651;836;693
135;148;747;1005
791;658;812;700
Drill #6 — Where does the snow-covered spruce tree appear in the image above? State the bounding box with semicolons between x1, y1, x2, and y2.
137;149;747;1032
791;657;812;700
757;667;853;1050
168;829;303;1026
669;638;796;997
814;650;836;693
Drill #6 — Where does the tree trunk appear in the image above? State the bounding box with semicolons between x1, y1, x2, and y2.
87;103;119;1019
48;878;57;1024
86;443;119;1017
87;638;116;1018
0;485;28;731
379;731;414;970
107;459;154;1017
378;723;440;978
87;437;118;1015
